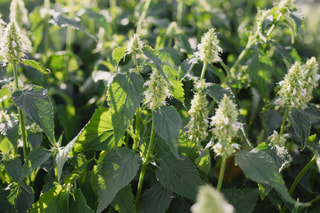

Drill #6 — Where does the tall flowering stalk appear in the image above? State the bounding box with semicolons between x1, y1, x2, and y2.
0;21;29;160
210;94;241;191
186;80;209;148
276;58;319;140
186;28;222;149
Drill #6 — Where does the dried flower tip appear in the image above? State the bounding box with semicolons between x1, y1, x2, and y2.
186;89;209;145
10;0;29;27
191;185;235;213
166;22;180;37
143;68;171;109
0;21;27;63
211;94;240;141
126;34;144;55
194;28;222;64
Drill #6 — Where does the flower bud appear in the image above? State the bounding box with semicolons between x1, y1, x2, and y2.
191;185;235;213
143;68;171;109
126;34;144;55
166;22;180;38
186;83;209;145
194;28;222;64
0;21;27;63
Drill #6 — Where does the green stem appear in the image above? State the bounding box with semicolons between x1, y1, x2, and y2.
133;53;138;71
66;0;75;53
177;0;183;25
230;38;253;75
135;120;155;212
13;62;28;160
133;108;141;152
279;107;289;138
200;62;208;81
281;155;316;213
217;156;226;191
266;13;282;38
136;0;151;35
43;0;50;63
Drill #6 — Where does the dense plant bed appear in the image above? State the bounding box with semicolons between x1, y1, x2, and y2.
0;0;320;212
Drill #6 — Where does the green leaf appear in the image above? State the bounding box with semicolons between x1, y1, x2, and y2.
49;12;96;40
290;109;311;150
195;149;211;175
69;189;94;213
142;45;168;81
111;185;135;213
223;187;259;213
289;9;303;32
235;150;305;206
247;45;272;99
22;59;50;74
112;47;127;66
4;158;22;182
97;148;141;213
12;85;55;144
0;186;14;212
206;83;236;103
108;72;144;145
20;146;51;181
0;114;19;147
72;107;114;154
56;140;76;182
157;152;204;200
15;184;34;213
30;183;68;213
178;57;199;80
138;183;173;213
153;106;181;158
262;109;283;137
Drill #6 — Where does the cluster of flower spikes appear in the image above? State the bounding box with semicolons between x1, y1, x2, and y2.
143;68;171;110
194;28;222;64
0;21;27;63
210;94;241;158
186;80;209;146
126;33;144;55
277;58;319;109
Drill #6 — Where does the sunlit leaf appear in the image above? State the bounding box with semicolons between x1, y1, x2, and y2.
22;59;50;74
112;47;127;66
12;85;55;144
108;72;144;145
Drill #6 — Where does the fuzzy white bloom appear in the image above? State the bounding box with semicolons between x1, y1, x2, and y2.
0;21;27;63
126;34;144;55
194;28;222;64
210;94;241;157
268;130;289;147
166;22;180;38
191;185;235;213
10;0;30;27
277;58;319;109
186;80;209;146
143;68;171;109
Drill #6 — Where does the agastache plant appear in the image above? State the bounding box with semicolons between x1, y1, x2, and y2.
210;94;241;191
143;68;171;109
186;80;209;147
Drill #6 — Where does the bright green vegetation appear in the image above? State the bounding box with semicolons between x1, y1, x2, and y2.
0;0;320;212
